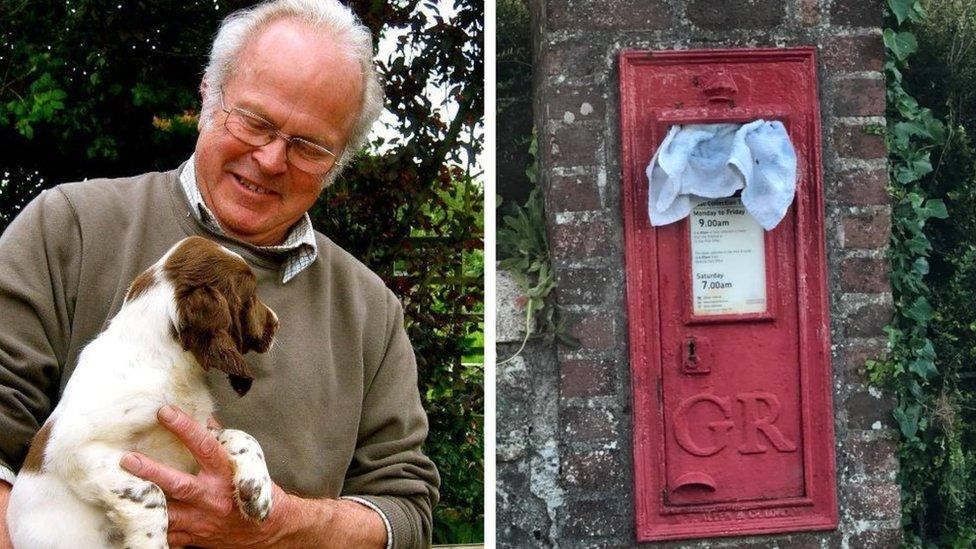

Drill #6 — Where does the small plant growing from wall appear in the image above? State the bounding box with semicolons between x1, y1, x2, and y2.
498;138;578;363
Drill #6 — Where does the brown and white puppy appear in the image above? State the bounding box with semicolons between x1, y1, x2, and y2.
7;236;278;549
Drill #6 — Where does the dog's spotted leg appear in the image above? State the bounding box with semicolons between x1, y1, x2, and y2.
213;428;274;522
65;443;169;549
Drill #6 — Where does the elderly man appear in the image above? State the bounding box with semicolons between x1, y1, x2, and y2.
0;0;439;547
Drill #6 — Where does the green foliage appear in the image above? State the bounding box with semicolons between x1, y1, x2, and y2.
889;0;927;25
497;138;578;351
498;187;555;334
1;0;483;543
496;0;531;110
316;161;485;542
869;0;976;545
316;164;485;541
885;28;920;62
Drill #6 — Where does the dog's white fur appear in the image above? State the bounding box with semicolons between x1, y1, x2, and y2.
7;239;275;549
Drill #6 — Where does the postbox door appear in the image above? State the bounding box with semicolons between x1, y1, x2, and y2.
658;203;803;506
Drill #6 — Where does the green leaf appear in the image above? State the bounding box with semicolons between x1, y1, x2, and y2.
893;404;921;440
919;199;949;220
904;296;934;322
912;158;933;178
909;357;938;380
893;120;930;141
896;164;925;184
905;233;931;255
912;257;929;276
910;1;926;20
916;338;936;360
16;120;35;139
887;0;913;25
884;29;918;62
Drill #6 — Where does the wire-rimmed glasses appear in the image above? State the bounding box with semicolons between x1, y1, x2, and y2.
219;89;339;175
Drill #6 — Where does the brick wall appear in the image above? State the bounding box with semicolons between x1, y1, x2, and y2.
497;0;899;546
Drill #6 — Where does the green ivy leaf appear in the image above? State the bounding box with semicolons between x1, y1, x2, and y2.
893;120;930;141
912;257;929;276
893;404;921;440
887;0;914;25
905;233;931;255
909;357;937;379
916;161;934;179
919;198;949;220
904;296;934;322
907;379;923;399
916;339;936;360
884;29;919;62
910;1;926;20
896;164;924;184
15;119;35;139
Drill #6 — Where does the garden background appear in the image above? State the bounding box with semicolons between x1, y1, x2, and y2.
0;0;484;543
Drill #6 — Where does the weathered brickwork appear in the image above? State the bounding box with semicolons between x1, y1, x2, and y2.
496;0;899;546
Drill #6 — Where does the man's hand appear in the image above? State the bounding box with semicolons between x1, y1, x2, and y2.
120;405;287;548
0;480;12;549
122;406;387;549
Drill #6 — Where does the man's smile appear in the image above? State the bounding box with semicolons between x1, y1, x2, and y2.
231;173;278;197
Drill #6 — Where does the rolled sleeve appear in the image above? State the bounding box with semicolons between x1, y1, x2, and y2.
0;464;16;486
341;495;393;549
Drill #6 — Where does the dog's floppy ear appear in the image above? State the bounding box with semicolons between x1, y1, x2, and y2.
177;285;254;394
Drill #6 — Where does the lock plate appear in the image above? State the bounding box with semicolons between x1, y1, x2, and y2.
682;336;711;375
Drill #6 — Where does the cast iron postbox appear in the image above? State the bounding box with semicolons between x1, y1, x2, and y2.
619;48;838;541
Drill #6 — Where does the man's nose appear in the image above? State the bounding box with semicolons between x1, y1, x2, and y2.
252;135;289;175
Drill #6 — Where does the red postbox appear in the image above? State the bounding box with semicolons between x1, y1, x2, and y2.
619;48;838;541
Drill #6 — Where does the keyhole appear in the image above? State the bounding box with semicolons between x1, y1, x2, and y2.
682;337;709;375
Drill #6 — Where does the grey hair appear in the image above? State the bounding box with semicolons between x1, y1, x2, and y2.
199;0;385;185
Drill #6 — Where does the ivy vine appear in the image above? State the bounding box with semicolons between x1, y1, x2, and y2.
869;0;975;546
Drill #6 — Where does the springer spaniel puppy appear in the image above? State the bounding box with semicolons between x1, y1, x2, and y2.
7;236;279;549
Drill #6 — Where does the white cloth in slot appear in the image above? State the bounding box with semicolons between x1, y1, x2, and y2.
645;119;797;230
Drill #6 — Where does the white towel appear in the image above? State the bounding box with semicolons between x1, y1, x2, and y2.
645;120;797;230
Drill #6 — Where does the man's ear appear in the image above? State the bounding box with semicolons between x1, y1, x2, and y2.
198;79;210;131
177;285;254;387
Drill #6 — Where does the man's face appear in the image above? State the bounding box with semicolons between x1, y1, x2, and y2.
194;19;365;246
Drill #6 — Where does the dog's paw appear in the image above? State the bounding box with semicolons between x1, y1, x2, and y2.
234;473;273;522
216;429;274;522
111;481;167;510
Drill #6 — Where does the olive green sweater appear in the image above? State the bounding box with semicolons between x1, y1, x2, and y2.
0;167;439;548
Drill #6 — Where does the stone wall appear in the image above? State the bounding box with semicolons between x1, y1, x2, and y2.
497;0;899;546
